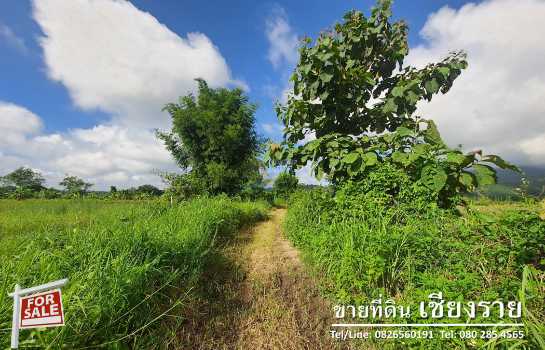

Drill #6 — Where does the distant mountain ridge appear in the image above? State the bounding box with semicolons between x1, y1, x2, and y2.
496;165;545;196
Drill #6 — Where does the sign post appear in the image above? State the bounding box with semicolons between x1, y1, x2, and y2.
8;278;68;349
10;285;20;349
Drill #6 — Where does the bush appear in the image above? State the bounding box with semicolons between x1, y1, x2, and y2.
273;172;299;199
162;172;209;200
285;188;545;348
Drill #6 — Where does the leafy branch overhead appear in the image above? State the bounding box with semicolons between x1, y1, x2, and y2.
266;0;519;206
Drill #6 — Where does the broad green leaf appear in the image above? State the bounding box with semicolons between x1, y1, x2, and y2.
363;74;375;85
392;151;408;165
309;80;320;97
412;143;428;156
382;133;394;143
301;64;312;74
306;140;321;151
327;140;339;148
350;158;362;174
329;158;339;170
383;99;397;113
408;144;427;163
320;90;330;100
460;153;477;168
274;149;283;161
406;90;419;104
438;66;450;79
343;152;360;164
446;152;467;165
262;152;270;164
320;72;334;83
396;127;413;138
423;120;445;146
459;171;476;189
391;86;405;97
363;152;378;166
424;78;440;94
482;155;520;172
473;164;497;186
420;165;447;192
315;165;325;180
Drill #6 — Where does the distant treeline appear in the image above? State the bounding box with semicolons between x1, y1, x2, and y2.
0;167;163;200
0;166;308;203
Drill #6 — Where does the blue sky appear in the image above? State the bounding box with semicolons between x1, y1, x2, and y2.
0;0;466;134
1;0;544;188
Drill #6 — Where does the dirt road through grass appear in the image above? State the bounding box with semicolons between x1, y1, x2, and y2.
178;208;339;349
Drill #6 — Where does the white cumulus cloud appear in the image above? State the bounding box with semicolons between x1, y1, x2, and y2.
0;102;43;137
0;102;176;188
407;0;545;166
32;0;242;129
1;0;244;189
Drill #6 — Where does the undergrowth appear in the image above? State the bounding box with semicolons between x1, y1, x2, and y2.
285;186;545;349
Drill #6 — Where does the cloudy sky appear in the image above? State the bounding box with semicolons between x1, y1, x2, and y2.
0;0;544;189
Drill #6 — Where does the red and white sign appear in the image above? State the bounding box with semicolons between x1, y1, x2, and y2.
19;288;64;329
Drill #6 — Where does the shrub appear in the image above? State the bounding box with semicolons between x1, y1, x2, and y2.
273;171;299;199
285;188;545;348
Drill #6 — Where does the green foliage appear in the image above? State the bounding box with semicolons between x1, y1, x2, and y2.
273;171;299;198
239;177;268;201
266;0;518;207
161;171;209;200
1;167;45;192
59;175;93;195
37;187;62;199
136;184;162;196
0;185;14;198
285;188;545;348
0;198;267;348
157;79;263;196
8;187;35;200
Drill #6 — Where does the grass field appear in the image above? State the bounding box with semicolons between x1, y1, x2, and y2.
0;198;268;348
1;195;543;349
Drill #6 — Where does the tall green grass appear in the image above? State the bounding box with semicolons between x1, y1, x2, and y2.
0;198;267;348
285;189;545;349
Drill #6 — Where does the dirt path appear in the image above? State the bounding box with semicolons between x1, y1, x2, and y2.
178;208;339;349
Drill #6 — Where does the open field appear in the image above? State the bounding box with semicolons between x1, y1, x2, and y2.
1;195;544;349
0;198;268;348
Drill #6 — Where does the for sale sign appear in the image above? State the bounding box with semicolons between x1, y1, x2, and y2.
19;288;64;329
9;278;68;348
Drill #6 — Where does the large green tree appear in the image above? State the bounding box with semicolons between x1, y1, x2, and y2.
59;175;93;195
136;184;162;196
158;79;262;195
1;167;45;191
267;0;517;206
